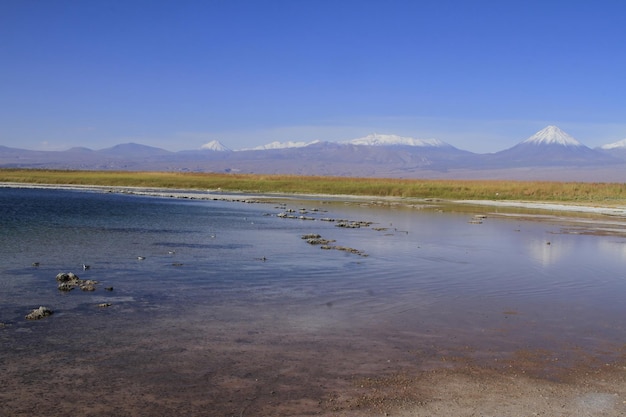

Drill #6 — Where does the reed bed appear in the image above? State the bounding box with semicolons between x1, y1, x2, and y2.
1;169;626;204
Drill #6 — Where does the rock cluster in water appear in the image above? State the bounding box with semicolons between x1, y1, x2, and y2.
335;220;373;228
301;234;368;257
301;233;335;245
22;271;113;321
56;272;99;292
272;202;384;257
274;204;377;257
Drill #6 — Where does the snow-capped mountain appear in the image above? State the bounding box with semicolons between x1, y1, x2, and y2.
242;140;320;151
243;134;451;151
599;138;626;150
596;138;626;162
521;125;583;147
345;133;450;147
490;126;618;167
2;126;624;179
200;140;231;152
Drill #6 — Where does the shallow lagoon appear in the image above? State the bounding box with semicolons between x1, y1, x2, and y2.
2;187;626;415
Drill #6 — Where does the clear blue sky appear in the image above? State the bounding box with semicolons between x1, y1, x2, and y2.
1;0;625;152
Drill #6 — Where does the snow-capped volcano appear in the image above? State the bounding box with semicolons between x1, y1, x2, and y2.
345;133;449;147
200;140;231;151
522;126;583;147
491;125;619;167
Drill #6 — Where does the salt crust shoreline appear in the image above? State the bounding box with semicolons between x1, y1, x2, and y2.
3;181;626;217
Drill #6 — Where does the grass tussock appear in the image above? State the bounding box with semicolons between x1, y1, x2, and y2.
1;169;626;204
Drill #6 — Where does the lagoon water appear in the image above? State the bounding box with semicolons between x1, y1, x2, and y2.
2;187;626;415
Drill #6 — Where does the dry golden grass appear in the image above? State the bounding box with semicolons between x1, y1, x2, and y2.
1;168;626;204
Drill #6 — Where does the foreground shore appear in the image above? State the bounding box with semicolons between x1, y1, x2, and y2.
4;314;626;416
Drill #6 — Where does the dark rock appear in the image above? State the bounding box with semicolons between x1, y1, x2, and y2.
25;306;53;320
55;272;99;292
301;234;322;239
56;272;78;282
306;238;334;245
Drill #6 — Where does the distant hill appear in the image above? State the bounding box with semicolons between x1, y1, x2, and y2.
98;143;173;157
2;126;626;181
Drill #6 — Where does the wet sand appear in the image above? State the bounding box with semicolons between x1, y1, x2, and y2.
3;304;626;416
2;183;626;416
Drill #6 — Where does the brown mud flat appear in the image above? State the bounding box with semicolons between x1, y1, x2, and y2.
2;308;626;417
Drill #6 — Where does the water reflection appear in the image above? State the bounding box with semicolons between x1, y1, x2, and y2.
598;239;626;260
526;236;571;266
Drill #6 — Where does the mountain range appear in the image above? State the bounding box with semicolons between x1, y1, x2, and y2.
2;126;626;181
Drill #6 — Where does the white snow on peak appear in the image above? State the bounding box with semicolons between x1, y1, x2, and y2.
200;140;231;151
522;126;583;147
242;140;320;151
345;133;448;147
600;138;626;150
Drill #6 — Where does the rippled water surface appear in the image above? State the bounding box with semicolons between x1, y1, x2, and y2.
2;187;626;415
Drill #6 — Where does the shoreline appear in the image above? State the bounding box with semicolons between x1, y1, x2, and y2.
4;181;626;218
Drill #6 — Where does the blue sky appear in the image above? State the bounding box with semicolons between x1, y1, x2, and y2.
1;0;625;153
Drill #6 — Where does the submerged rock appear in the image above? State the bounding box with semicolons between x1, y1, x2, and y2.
301;234;322;239
318;244;367;257
333;246;368;256
306;238;334;245
302;233;334;245
79;280;97;291
277;212;297;219
57;282;75;292
25;306;53;320
336;220;373;228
